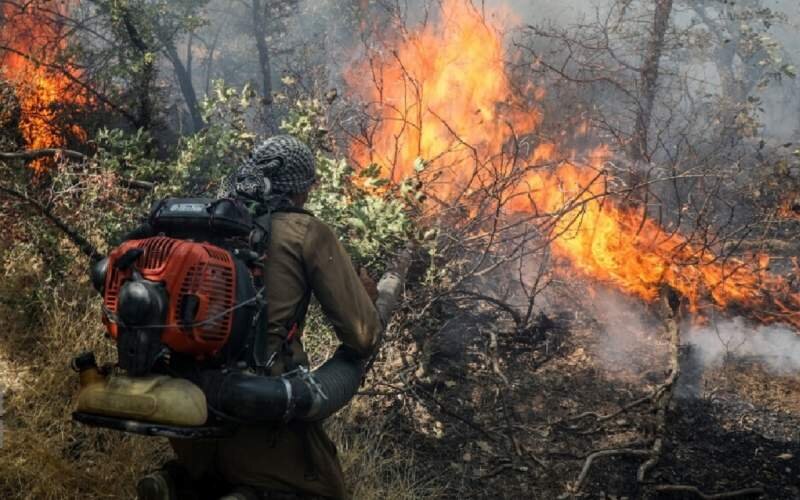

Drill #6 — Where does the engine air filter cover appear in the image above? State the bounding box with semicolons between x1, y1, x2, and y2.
103;237;241;360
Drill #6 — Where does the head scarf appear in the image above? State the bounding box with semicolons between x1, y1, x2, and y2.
220;135;316;206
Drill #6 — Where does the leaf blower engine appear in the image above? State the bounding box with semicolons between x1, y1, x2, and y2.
73;198;368;439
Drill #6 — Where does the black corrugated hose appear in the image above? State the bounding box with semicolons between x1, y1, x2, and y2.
199;345;366;422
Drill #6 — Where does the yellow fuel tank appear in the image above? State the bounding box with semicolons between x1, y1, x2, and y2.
76;370;208;427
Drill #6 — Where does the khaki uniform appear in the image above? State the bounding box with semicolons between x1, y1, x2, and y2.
171;212;382;499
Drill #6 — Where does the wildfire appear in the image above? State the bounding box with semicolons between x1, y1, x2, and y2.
347;0;800;329
0;0;86;170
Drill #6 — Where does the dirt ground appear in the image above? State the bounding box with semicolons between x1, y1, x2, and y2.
364;292;800;499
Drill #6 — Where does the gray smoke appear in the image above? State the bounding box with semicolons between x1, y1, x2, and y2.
580;288;800;378
686;317;800;374
584;289;671;378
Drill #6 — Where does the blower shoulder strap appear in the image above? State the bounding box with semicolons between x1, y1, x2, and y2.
250;207;315;373
275;206;314;217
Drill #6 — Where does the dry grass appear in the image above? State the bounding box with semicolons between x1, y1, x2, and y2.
0;255;434;499
0;263;167;499
328;409;441;500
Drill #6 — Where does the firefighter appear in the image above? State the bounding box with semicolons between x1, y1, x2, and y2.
137;135;382;500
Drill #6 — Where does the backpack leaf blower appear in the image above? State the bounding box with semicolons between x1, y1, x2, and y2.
72;197;402;439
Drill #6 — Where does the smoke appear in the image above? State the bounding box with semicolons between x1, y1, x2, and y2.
581;288;672;378
686;318;800;375
486;0;597;24
579;287;800;380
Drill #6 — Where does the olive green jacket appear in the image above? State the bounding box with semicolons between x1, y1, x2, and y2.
262;211;381;373
172;211;382;499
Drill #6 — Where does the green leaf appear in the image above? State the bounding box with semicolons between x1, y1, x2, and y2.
359;163;382;178
347;218;368;233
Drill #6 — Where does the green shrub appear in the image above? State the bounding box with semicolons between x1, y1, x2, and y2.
0;84;430;499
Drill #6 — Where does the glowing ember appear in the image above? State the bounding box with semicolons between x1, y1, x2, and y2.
779;197;800;220
347;0;800;329
0;0;86;170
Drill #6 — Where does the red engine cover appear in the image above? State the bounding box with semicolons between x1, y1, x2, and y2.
103;237;237;359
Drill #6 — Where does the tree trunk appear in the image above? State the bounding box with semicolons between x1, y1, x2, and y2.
251;0;277;133
630;0;673;163
120;8;156;131
714;39;746;144
687;1;760;146
159;32;205;134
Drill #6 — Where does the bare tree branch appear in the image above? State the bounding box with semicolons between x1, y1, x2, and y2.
0;184;102;261
654;485;765;499
0;149;154;191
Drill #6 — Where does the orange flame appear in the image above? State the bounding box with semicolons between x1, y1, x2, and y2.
347;1;542;201
1;0;86;170
347;0;800;329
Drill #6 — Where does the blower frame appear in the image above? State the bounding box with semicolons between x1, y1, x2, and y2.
73;197;409;439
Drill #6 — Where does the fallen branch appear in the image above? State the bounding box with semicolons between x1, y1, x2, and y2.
0;150;154;191
379;380;498;441
567;448;652;496
118;178;155;191
0;148;88;162
562;392;653;427
0;184;102;261
478;462;514;480
451;289;523;327
654;484;765;499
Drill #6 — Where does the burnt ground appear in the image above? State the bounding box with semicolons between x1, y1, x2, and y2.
360;293;800;499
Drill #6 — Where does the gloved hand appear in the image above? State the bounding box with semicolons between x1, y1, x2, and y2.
359;267;378;302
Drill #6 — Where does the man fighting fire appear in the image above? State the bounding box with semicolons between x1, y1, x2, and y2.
137;135;382;500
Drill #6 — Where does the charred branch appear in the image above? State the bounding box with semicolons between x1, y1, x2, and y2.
0;184;102;261
0;148;87;162
0;149;154;191
653;485;765;499
637;287;682;483
569;448;653;496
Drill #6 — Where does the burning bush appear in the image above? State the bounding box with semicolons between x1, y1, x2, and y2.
340;0;800;331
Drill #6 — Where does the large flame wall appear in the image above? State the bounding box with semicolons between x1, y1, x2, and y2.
346;0;800;329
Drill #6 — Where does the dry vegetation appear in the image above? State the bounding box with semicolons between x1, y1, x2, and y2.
0;266;169;499
0;266;438;499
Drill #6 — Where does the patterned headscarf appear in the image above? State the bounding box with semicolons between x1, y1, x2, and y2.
220;135;316;205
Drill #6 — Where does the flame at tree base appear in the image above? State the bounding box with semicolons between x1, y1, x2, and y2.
0;0;86;171
347;0;800;330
